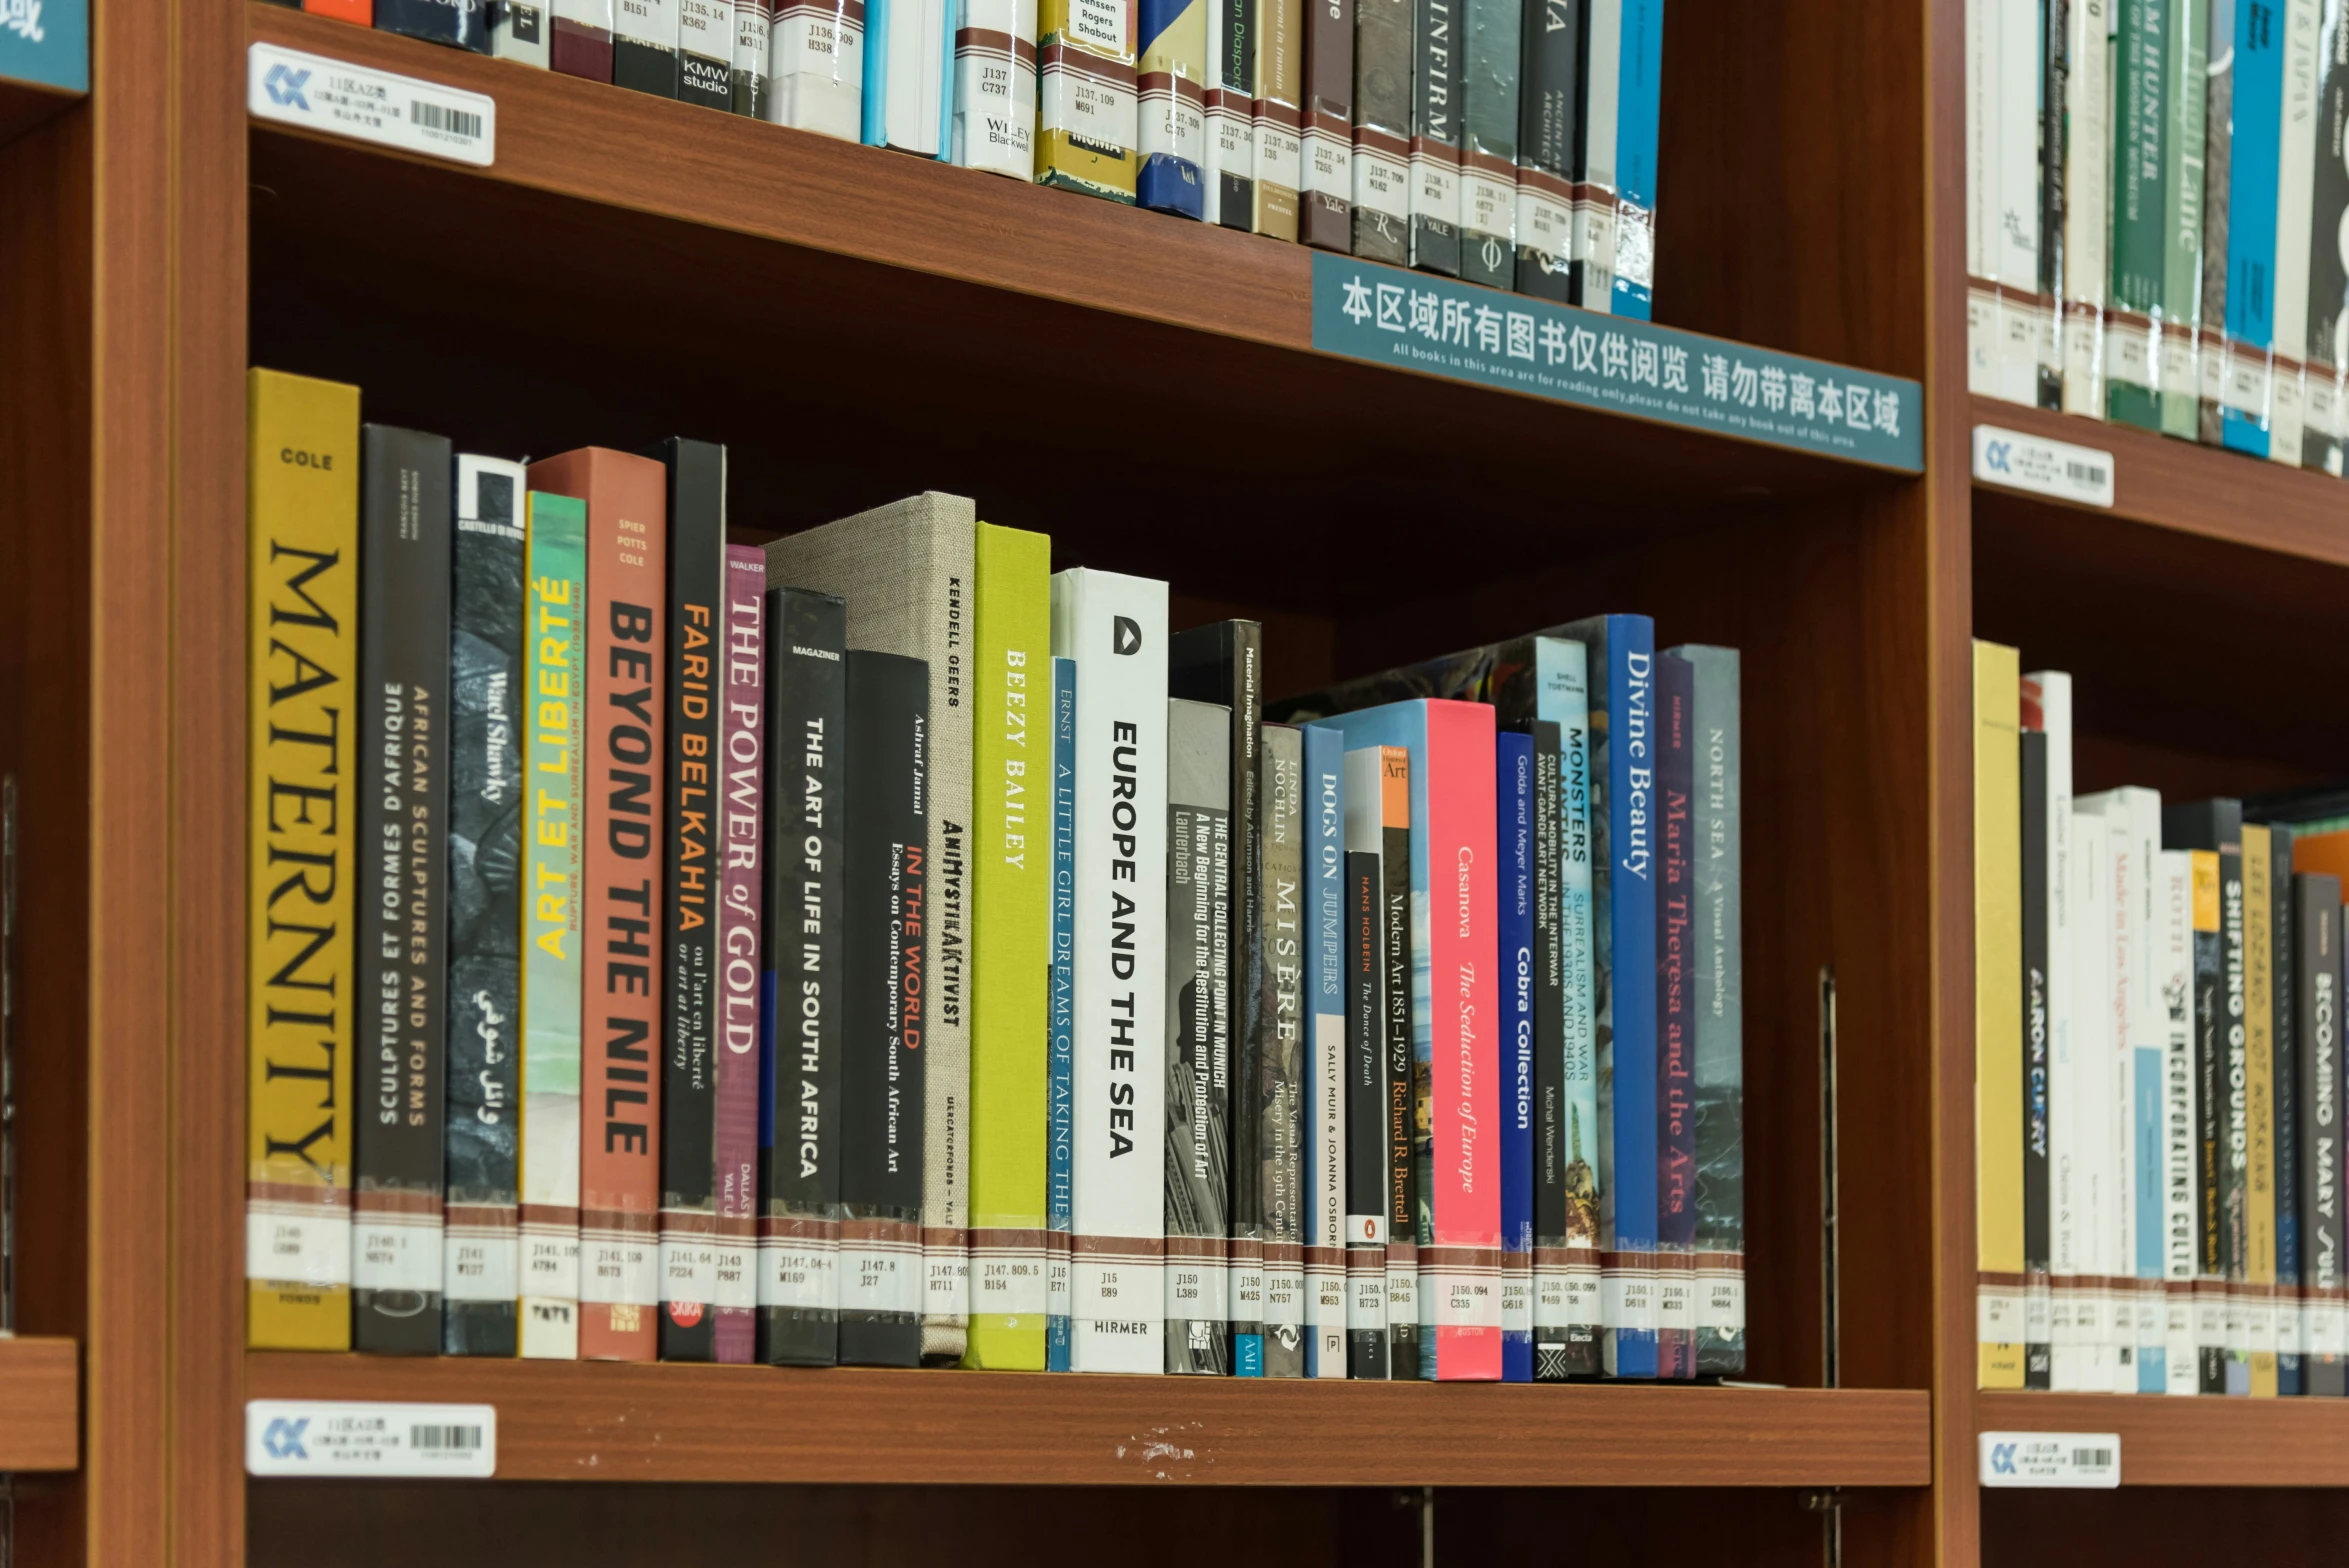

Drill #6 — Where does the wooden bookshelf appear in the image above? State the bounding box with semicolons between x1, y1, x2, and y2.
0;1336;79;1471
1975;1392;2349;1488
248;1354;1928;1487
0;74;79;149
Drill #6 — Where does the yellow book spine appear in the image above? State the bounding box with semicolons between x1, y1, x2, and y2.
1974;639;2026;1389
965;522;1055;1369
1037;0;1139;199
246;367;363;1350
2245;822;2278;1395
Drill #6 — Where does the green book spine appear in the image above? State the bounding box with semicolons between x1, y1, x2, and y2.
965;523;1056;1369
2158;0;2208;437
2109;0;2168;431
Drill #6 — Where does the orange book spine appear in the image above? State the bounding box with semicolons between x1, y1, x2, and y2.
528;447;669;1361
303;0;375;22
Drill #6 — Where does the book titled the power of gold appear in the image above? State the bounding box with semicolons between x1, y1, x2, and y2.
246;367;362;1350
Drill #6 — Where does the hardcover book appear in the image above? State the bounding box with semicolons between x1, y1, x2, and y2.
2271;0;2323;465
554;0;619;78
1652;652;1694;1379
1498;728;1536;1382
519;490;588;1361
354;423;454;1357
757;587;849;1367
2158;850;2199;1395
712;550;768;1362
444;456;529;1358
1038;0;1140;200
768;0;866;138
1376;747;1419;1376
1350;0;1410;260
2106;0;2168;429
838;651;930;1367
527;446;669;1363
2197;0;2239;446
2167;799;2246;1394
655;438;727;1364
2189;846;2227;1391
1407;0;1460;273
1302;725;1349;1377
766;494;977;1364
864;0;955;153
2020;723;2051;1388
1974;641;2025;1388
245;368;361;1353
614;0;682;92
1047;656;1078;1368
1138;0;1209;216
1456;0;1518;289
953;0;1040;174
2298;0;2347;473
1298;0;1354;249
1603;0;1658;318
1252;0;1304;237
2219;0;2283;455
679;0;737;107
2057;0;2107;414
1202;0;1256;225
1342;746;1392;1377
2157;0;2210;437
1165;698;1235;1373
494;0;554;64
377;0;490;49
2020;670;2072;1387
1513;0;1576;298
2067;800;2115;1391
732;0;776;114
2276;825;2306;1394
966;523;1054;1370
1253;723;1308;1375
1052;569;1170;1372
2296;871;2345;1395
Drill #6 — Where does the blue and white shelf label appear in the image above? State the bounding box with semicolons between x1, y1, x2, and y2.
1310;253;1924;473
248;42;496;168
1978;1430;2120;1489
1972;423;2115;507
247;1399;498;1478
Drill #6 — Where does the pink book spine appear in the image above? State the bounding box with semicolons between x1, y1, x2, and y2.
1425;699;1502;1380
712;546;768;1363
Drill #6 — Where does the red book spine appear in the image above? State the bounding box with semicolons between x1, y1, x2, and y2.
530;447;668;1362
1424;698;1502;1380
713;547;768;1363
305;0;373;22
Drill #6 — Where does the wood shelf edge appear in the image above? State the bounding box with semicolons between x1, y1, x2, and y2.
0;74;80;150
1977;1389;2349;1487
0;1334;81;1471
246;1353;1930;1488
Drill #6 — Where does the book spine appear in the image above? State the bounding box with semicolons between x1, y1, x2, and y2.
1457;0;1518;288
1676;645;1741;1378
494;0;555;63
2158;0;2209;437
2306;0;2349;473
837;652;929;1367
1139;0;1209;215
1348;0;1408;258
731;0;775;113
1252;0;1304;236
2021;726;2051;1386
354;424;454;1357
2270;0;2321;466
1303;725;1349;1377
1652;654;1693;1379
1529;721;1571;1377
519;490;588;1360
1046;657;1078;1369
2107;0;2166;428
863;0;954;153
2222;0;2284;454
2160;851;2199;1394
1052;570;1169;1373
1203;0;1257;226
1379;746;1420;1377
679;0;736;104
1408;0;1460;272
615;0;682;91
1164;698;1234;1374
558;447;671;1363
1038;0;1140;199
2275;824;2303;1394
658;441;726;1364
2223;838;2250;1391
1300;0;1354;249
2197;0;2238;445
2059;0;2108;415
954;0;1040;175
2191;848;2226;1392
767;0;866;139
443;457;528;1358
1497;730;1536;1382
555;0;617;80
2037;0;2068;412
377;0;491;47
711;552;767;1363
1568;0;1619;310
2067;805;2111;1390
966;522;1053;1370
1543;640;1603;1375
2299;873;2345;1396
1604;0;1656;316
245;369;361;1352
1975;642;2024;1387
1254;725;1308;1375
757;587;846;1367
1343;747;1390;1378
1512;0;1575;298
2125;793;2168;1392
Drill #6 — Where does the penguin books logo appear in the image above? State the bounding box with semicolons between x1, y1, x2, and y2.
1113;616;1142;656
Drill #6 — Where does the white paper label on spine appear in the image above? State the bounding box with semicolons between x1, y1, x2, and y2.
1349;1267;1385;1333
924;1241;969;1317
1384;1259;1416;1329
660;1236;718;1309
354;1213;443;1294
1409;152;1459;229
248;43;496;167
1039;57;1136;156
247;1205;352;1288
712;1240;757;1310
1564;1261;1602;1330
1230;1262;1266;1322
1263;1264;1305;1331
1500;1269;1532;1336
444;1232;519;1303
843;1241;919;1317
1354;145;1409;224
248;1401;497;1480
1255;116;1302;194
974;1243;1051;1319
1699;1270;1745;1335
1072;1256;1163;1365
2104;316;2154;389
1972;423;2115;508
1167;1257;1229;1323
2156;332;2196;401
580;1234;657;1306
521;1223;579;1298
1980;1431;2121;1489
759;1236;838;1311
1430;1260;1500;1331
1516;186;1570;277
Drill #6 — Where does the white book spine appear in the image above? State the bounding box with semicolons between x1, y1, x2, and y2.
1573;0;1622;313
2067;804;2112;1390
2061;0;2110;414
878;0;954;152
1308;747;1347;1380
2032;672;2080;1388
2097;799;2139;1392
953;0;1039;175
1051;568;1170;1374
2273;0;2324;464
2158;849;2199;1393
2125;790;2165;1387
495;0;557;64
769;0;867;138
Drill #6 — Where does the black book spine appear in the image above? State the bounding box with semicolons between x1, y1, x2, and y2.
677;0;737;107
376;0;492;48
2196;861;2226;1394
614;0;683;94
2038;0;2066;412
443;458;527;1357
1165;697;1234;1374
838;650;929;1368
2276;825;2303;1394
759;587;847;1367
1380;764;1419;1378
1513;0;1578;299
2019;729;2051;1388
1257;723;1308;1376
1409;0;1459;274
2300;874;2345;1397
1530;719;1571;1378
1344;840;1388;1377
2222;841;2248;1393
657;438;726;1362
2168;798;2245;1393
2310;14;2349;475
354;424;455;1355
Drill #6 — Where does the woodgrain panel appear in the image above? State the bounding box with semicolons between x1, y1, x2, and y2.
1977;1391;2349;1487
0;1336;80;1470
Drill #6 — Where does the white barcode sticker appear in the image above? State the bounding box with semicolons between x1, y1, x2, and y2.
1979;1430;2120;1489
247;1400;496;1478
1972;423;2115;508
248;43;496;167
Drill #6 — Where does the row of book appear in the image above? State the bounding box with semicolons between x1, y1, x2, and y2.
1974;643;2349;1395
1965;0;2349;474
245;363;1742;1379
268;0;1660;314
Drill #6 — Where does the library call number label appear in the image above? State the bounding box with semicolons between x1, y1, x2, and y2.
246;1399;498;1478
248;43;497;168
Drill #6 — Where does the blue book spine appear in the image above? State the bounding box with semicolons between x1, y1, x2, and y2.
1498;729;1537;1382
862;0;892;143
2136;1043;2167;1390
2224;0;2284;456
1046;656;1077;1370
1558;613;1658;1378
1303;724;1349;1377
1609;0;1661;320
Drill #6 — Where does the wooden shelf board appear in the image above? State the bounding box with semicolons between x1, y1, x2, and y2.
1968;395;2349;566
0;1335;80;1470
246;1354;1929;1487
0;75;78;150
1977;1390;2349;1487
